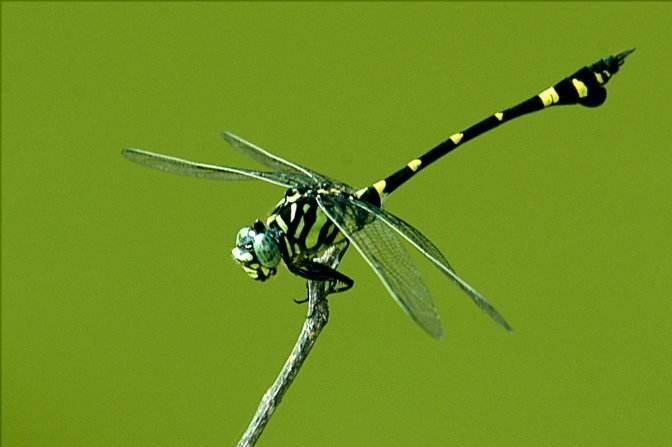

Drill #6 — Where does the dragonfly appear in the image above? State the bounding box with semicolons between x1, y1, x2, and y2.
123;50;633;338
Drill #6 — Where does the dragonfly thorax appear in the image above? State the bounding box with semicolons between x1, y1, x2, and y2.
231;219;281;281
266;188;349;262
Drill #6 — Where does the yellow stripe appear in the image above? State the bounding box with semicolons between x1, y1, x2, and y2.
538;87;559;107
407;159;422;172
494;112;504;121
275;215;289;232
373;179;387;196
332;232;346;244
572;78;588;98
295;216;305;238
594;72;604;85
449;133;463;145
356;180;388;199
305;210;327;249
286;192;301;203
290;203;297;221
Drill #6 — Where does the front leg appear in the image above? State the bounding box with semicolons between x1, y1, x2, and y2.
288;260;354;303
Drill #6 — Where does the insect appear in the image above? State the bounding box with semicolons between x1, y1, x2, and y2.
123;50;632;338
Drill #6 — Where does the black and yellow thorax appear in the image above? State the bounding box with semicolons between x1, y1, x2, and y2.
266;187;347;262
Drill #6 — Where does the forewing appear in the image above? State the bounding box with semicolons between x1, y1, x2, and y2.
317;194;443;338
349;197;512;331
122;148;309;188
221;132;356;192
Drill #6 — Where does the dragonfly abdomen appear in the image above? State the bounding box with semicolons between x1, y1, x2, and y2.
357;49;635;205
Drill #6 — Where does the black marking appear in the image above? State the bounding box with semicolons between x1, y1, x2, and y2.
324;221;341;246
317;220;334;247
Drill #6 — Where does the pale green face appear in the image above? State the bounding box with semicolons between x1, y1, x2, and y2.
231;225;280;281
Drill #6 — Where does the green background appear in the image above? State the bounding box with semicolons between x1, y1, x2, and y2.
3;2;671;446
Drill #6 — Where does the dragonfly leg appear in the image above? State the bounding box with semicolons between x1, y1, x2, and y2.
293;282;311;304
288;260;354;303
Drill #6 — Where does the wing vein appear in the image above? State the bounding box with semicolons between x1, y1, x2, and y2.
348;197;512;331
122;148;303;188
317;194;443;338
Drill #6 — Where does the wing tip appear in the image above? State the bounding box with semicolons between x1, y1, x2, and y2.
499;319;513;333
220;130;239;145
431;327;445;339
121;147;144;160
481;305;513;333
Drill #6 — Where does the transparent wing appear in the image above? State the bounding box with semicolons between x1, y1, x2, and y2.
122;148;311;188
349;197;512;331
317;194;443;338
221;132;356;192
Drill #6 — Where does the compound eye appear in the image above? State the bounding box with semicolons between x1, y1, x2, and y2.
253;233;281;268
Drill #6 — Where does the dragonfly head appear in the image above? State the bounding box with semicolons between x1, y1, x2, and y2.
231;219;280;281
